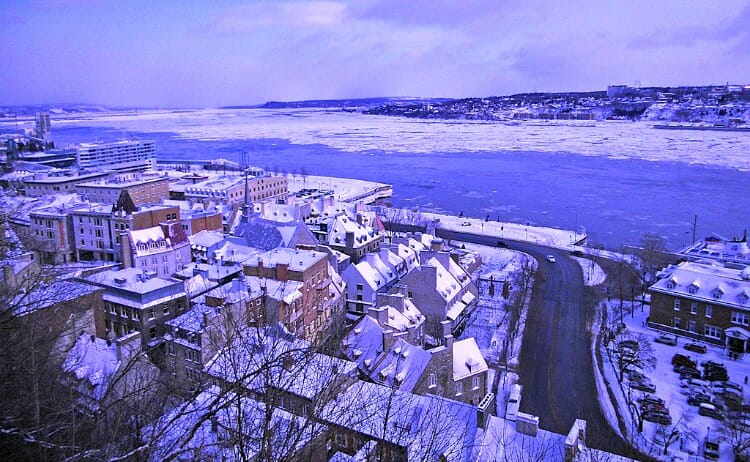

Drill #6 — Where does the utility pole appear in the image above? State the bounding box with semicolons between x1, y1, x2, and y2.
691;214;698;244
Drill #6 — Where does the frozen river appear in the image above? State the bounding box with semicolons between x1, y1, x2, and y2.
20;108;750;250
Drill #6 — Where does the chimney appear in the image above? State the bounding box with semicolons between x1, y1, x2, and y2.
276;262;288;281
430;238;444;251
345;231;355;249
440;319;452;344
369;305;389;327
382;329;396;352
516;412;539;437
564;420;587;462
476;392;495;430
119;233;133;269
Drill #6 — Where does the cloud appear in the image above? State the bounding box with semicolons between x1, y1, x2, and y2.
629;2;750;52
204;1;347;34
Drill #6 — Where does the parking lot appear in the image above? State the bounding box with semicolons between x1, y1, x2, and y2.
601;300;750;460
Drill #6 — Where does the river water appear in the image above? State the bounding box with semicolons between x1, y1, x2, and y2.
24;108;750;250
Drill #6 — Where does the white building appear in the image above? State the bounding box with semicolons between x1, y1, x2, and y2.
76;140;156;172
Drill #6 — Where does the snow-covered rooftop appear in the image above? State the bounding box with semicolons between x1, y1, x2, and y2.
650;260;750;309
452;337;488;381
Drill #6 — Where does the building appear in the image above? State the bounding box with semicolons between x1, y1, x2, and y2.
85;267;189;348
34;112;52;143
165;279;265;392
23;171;110;197
76;172;170;206
648;261;750;355
28;197;89;264
76;140;156;172
242;247;335;340
396;251;478;339
316;214;384;264
71;204;120;262
120;223;191;277
341;249;403;314
183;173;288;206
680;232;750;266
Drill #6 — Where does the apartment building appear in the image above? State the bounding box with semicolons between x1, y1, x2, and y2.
649;261;750;355
120;223;191;277
86;267;189;347
23;171;110;197
76;139;156;172
76;172;170;206
242;247;336;340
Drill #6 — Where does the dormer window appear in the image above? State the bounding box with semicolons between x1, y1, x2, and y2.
712;289;723;299
666;282;676;290
687;285;698;294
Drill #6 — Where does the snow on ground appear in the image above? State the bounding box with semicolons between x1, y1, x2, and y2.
572;256;607;286
425;211;580;249
285;173;391;202
456;242;536;418
32;108;750;171
598;300;750;460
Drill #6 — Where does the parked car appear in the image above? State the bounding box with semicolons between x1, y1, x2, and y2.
632;378;656;393
628;370;648;382
644;410;672;425
546;255;556;263
642;401;668;414
704;368;729;382
721;381;743;393
619;339;639;352
702;360;725;369
672;353;697;369
496;240;508;248
699;402;724;420
655;334;678;346
674;365;702;379
637;394;665;407
685;342;707;354
687;393;713;406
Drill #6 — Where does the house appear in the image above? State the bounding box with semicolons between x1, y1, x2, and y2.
396;252;478;339
648;260;750;355
61;331;159;415
230;209;318;252
164;278;264;392
317;214;384;264
242;247;337;341
341;249;402;315
120;223;191;277
85;267;189;348
76;172;170;206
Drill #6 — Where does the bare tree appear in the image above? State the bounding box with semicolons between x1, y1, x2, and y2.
720;413;750;460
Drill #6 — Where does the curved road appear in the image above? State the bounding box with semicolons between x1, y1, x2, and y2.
437;229;638;458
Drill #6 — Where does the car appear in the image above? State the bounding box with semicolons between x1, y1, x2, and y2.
496;240;508;248
631;378;656;393
672;354;696;368
702;360;725;369
685;342;708;354
687;393;713;406
644;410;672;425
720;381;743;393
619;339;639;352
655;334;678;346
461;221;471;226
570;249;584;256
546;255;556;263
637;394;665;407
704;369;729;382
628;370;648;382
699;402;724;420
675;365;702;379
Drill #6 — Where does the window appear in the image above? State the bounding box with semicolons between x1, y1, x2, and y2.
705;305;713;318
428;373;437;388
148;309;155;320
731;312;750;326
687;321;696;332
455;381;463;396
705;325;721;340
690;302;698;315
168;359;175;374
673;299;681;311
163;305;170;316
472;375;480;390
356;283;363;291
673;317;680;329
167;343;175;356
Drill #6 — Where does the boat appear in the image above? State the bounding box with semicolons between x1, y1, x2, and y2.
653;123;750;132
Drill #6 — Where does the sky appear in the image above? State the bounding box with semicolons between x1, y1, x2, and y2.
1;0;749;107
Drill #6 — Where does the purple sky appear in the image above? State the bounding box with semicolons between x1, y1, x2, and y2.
2;0;749;107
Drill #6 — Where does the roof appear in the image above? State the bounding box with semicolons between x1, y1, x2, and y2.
62;333;119;405
12;279;101;316
252;247;327;273
319;380;477;461
650;261;750;309
452;338;488;381
205;325;357;400
369;338;431;392
327;215;380;248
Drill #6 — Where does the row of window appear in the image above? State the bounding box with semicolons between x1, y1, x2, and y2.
674;300;713;318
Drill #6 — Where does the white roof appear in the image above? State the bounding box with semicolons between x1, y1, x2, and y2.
650;261;750;308
452;337;488;381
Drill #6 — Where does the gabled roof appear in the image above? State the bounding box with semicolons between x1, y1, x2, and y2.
452;338;488;381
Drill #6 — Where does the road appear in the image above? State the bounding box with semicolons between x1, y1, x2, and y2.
436;229;638;457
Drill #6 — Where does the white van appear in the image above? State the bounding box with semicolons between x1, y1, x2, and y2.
505;384;523;421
